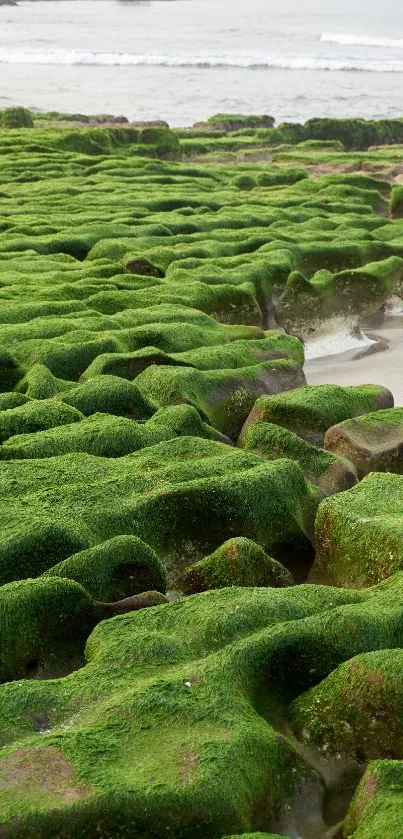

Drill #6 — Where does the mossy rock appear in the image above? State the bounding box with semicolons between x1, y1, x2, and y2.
82;333;304;382
135;359;306;440
1;574;403;834
0;575;167;683
1;107;33;128
290;648;403;762
0;438;317;585
314;473;403;586
324;407;403;478
342;759;403;838
275;256;403;340
232;174;257;190
0;399;83;444
61;374;154;419
241;420;357;497
0;405;228;460
15;363;76;400
43;535;167;601
240;384;393;447
0;392;30;411
0;348;24;392
181;537;293;594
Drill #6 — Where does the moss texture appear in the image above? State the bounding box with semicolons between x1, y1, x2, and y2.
0;405;228;460
0;574;403;835
239;384;393;447
241;419;357;497
1;116;403;836
181;537;293;594
314;473;403;587
324;407;403;478
0;437;317;585
43;535;167;601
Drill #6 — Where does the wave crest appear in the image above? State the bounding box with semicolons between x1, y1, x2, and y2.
0;49;403;72
321;32;403;49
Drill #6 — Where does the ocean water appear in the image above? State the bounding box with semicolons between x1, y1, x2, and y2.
0;0;403;125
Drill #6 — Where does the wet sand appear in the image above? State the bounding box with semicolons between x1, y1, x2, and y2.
305;320;403;407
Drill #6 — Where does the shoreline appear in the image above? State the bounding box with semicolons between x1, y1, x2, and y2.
305;317;403;406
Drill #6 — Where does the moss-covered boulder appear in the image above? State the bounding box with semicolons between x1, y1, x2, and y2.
61;374;154;419
290;648;403;762
0;438;317;585
2;574;403;835
314;473;403;586
0;576;167;683
135;360;306;440
275;257;403;340
324;407;403;478
0;392;30;411
241;420;357;497
342;760;403;838
0;405;228;460
240;384;393;447
0;399;83;444
181;537;293;594
43;535;167;601
82;332;304;383
15;363;76;400
0;106;33;127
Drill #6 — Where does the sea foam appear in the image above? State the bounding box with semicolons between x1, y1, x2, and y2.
321;32;403;49
0;49;403;73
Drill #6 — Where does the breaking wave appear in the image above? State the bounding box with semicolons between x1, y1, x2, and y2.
1;48;403;72
321;32;403;49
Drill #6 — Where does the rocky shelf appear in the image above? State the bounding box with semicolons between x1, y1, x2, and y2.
1;108;403;838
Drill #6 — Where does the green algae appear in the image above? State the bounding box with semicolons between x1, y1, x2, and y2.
0;438;317;584
240;419;357;497
181;537;293;594
314;473;403;587
43;535;167;600
240;384;393;447
1;116;403;836
1;574;403;835
0;405;227;460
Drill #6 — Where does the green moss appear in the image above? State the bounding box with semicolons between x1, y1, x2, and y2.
343;760;403;838
1;572;403;834
15;363;76;399
43;535;167;600
240;384;393;447
324;406;403;478
181;537;293;594
314;472;403;587
232;174;257;190
0;576;99;682
0;107;34;128
241;420;357;496
135;359;306;440
0;398;83;444
0;438;317;585
61;375;154;419
0;405;226;460
0;392;30;411
290;648;403;761
390;185;403;218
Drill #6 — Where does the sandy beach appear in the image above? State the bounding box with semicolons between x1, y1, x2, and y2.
305;319;403;406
